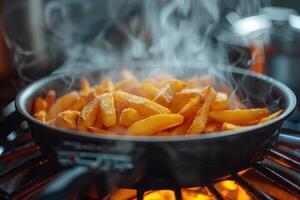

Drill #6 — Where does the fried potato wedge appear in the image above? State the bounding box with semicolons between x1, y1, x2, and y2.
128;114;184;136
77;98;100;131
100;93;117;127
204;122;222;133
45;90;56;109
119;108;143;127
169;89;203;113
211;92;229;111
50;110;80;130
115;78;138;92
108;125;128;135
102;77;114;92
133;81;159;99
187;75;215;89
47;92;79;120
80;78;92;95
34;110;47;122
187;87;217;134
209;108;269;124
221;123;241;131
170;117;194;135
114;91;171;117
179;95;203;119
260;109;283;123
33;97;48;114
88;127;113;134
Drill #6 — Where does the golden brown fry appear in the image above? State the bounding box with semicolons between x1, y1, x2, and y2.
100;93;117;127
133;81;159;99
86;91;97;102
187;87;217;134
114;91;171;117
80;78;92;95
179;95;203;119
102;77;114;92
169;89;203;113
187;75;215;89
153;79;186;107
211;92;229;111
204;122;222;133
170;117;194;135
47;91;79;120
260;109;283;123
71;98;86;111
153;85;174;107
221;123;241;131
94;85;104;95
108;125;128;135
209;108;269;124
119;108;143;127
77;98;100;131
45;90;56;109
128;114;184;136
34;110;47;122
114;78;138;92
88;127;112;134
94;112;103;128
51;110;80;129
33;97;48;114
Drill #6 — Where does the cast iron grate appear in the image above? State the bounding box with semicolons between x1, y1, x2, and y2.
0;126;299;200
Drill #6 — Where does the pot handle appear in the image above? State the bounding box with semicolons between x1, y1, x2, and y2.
33;166;119;200
0;101;24;140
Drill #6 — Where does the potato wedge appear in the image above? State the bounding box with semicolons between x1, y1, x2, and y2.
114;77;138;92
179;95;203;119
209;108;269;124
77;98;101;131
187;87;217;134
108;125;128;135
204;122;222;133
34;110;47;122
71;98;87;111
33;97;48;114
133;81;159;99
114;91;171;117
47;92;79;120
80;78;92;95
187;75;215;88
100;93;117;127
211;92;229;111
260;109;283;123
153;85;174;107
88;127;112;134
119;108;143;127
128;114;184;136
102;77;114;92
45;90;56;109
221;123;241;131
169;89;204;113
52;110;80;129
170;117;194;135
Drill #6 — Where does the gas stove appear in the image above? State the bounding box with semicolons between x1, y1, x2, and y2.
0;109;299;199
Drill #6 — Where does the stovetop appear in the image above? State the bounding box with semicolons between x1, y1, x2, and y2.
0;112;299;200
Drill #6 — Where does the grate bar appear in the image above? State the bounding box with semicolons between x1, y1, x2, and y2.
232;174;273;200
174;187;182;200
0;144;40;163
137;188;144;200
278;133;300;149
269;149;300;170
0;155;47;185
253;163;300;196
207;184;224;200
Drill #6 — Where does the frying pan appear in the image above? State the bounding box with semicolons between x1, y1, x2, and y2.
0;65;296;199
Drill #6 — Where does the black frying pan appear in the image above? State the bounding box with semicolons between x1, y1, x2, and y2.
0;65;296;199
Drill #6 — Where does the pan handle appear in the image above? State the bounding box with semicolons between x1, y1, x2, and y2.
0;101;24;140
33;166;119;200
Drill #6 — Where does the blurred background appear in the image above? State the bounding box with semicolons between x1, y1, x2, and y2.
1;0;300;112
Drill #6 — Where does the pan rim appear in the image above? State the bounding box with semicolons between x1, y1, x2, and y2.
16;65;297;143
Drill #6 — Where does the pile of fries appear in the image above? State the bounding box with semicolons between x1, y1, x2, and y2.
32;70;283;136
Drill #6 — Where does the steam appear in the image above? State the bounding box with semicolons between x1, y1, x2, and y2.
2;0;265;78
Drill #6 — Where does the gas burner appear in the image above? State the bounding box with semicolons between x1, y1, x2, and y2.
0;121;299;200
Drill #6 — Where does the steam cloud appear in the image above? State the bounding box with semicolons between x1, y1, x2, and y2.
3;0;264;79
